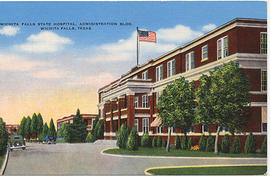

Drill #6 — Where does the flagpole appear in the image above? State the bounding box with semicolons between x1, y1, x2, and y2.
136;27;139;66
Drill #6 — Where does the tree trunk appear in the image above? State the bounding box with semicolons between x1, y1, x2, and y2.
214;126;220;154
166;127;171;152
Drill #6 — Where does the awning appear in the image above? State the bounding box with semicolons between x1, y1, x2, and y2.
151;117;162;127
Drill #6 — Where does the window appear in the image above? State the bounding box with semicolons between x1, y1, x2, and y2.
156;91;163;105
142;70;148;80
142;118;149;133
186;52;194;71
167;59;176;77
202;45;208;61
217;36;229;59
134;96;138;108
157;126;163;133
170;126;175;133
58;124;61;129
262;107;267;132
220;126;229;132
142;95;149;108
202;124;208;133
260;32;267;54
262;71;267;91
70;119;73;124
156;65;163;81
134;119;139;132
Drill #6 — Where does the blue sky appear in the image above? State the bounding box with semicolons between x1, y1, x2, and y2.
0;1;267;124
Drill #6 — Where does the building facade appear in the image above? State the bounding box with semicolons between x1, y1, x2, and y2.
6;124;20;135
57;114;98;133
98;18;267;150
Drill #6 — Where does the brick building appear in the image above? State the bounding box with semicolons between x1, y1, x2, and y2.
97;18;267;150
6;124;19;135
57;114;98;133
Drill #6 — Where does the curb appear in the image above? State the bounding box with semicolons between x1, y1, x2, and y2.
0;149;9;175
144;164;267;175
101;148;267;160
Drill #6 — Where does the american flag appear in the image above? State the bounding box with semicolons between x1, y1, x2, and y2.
138;30;156;43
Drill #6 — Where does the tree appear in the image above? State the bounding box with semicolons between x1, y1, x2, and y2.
18;117;27;138
39;123;49;141
141;133;151;147
152;136;157;148
196;62;249;153
25;116;32;139
31;113;38;138
127;128;139;150
181;135;188;150
231;137;241;154
157;77;195;152
96;120;104;139
0;118;8;155
174;136;181;149
199;135;207;151
262;136;267;154
245;133;257;154
48;118;56;139
206;135;215;152
221;134;230;153
37;113;43;136
157;136;162;147
91;116;99;137
116;123;130;148
187;137;194;150
57;123;67;138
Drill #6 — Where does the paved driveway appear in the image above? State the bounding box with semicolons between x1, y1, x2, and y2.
4;141;267;175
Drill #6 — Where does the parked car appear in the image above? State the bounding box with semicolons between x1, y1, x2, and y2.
42;135;56;144
8;135;26;151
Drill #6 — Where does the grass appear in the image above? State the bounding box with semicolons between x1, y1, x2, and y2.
147;166;267;175
103;147;267;158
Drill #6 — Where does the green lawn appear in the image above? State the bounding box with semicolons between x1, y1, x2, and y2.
103;147;267;158
147;166;267;175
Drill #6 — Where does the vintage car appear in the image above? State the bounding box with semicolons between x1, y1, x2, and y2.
8;135;26;151
42;135;56;144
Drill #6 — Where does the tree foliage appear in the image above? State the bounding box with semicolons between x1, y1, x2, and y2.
181;135;188;150
0;118;8;155
244;133;257;154
65;109;87;143
157;136;162;148
127;128;139;150
18;116;27;138
221;134;230;153
25;116;32;139
37;113;43;136
30;113;38;138
195;62;249;153
157;77;195;152
231;137;241;154
152;136;157;148
141;133;151;147
39;123;49;141
199;135;207;151
206;135;215;152
262;136;267;154
174;136;181;149
116;123;130;149
48;118;57;139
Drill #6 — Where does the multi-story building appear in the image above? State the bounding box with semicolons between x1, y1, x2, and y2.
6;124;19;135
57;114;98;133
98;18;267;149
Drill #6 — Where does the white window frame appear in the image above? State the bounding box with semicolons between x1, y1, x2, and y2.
100;109;103;118
217;36;229;59
202;124;208;133
142;95;149;108
70;119;73;124
142;70;148;80
134;119;139;132
156;65;163;81
261;70;267;92
134;96;139;108
201;45;208;61
260;32;267;54
167;59;176;78
186;52;194;71
142;118;149;133
157;126;163;134
187;126;194;134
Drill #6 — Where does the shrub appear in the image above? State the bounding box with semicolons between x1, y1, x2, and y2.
152;136;157;148
174;135;181;149
116;123;130;149
245;133;257;154
262;136;267;154
127;128;139;150
141;133;151;147
221;134;230;153
231;137;241;154
162;138;167;148
85;133;96;143
157;136;162;147
206;135;215;152
199;135;207;151
187;137;194;150
181;135;188;150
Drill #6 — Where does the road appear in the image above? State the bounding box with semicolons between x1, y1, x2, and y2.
4;141;267;175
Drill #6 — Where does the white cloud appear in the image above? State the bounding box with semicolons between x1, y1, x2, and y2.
14;31;72;53
0;53;51;72
0;26;19;36
31;69;68;79
202;24;217;32
157;25;203;43
85;24;204;63
69;72;116;88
